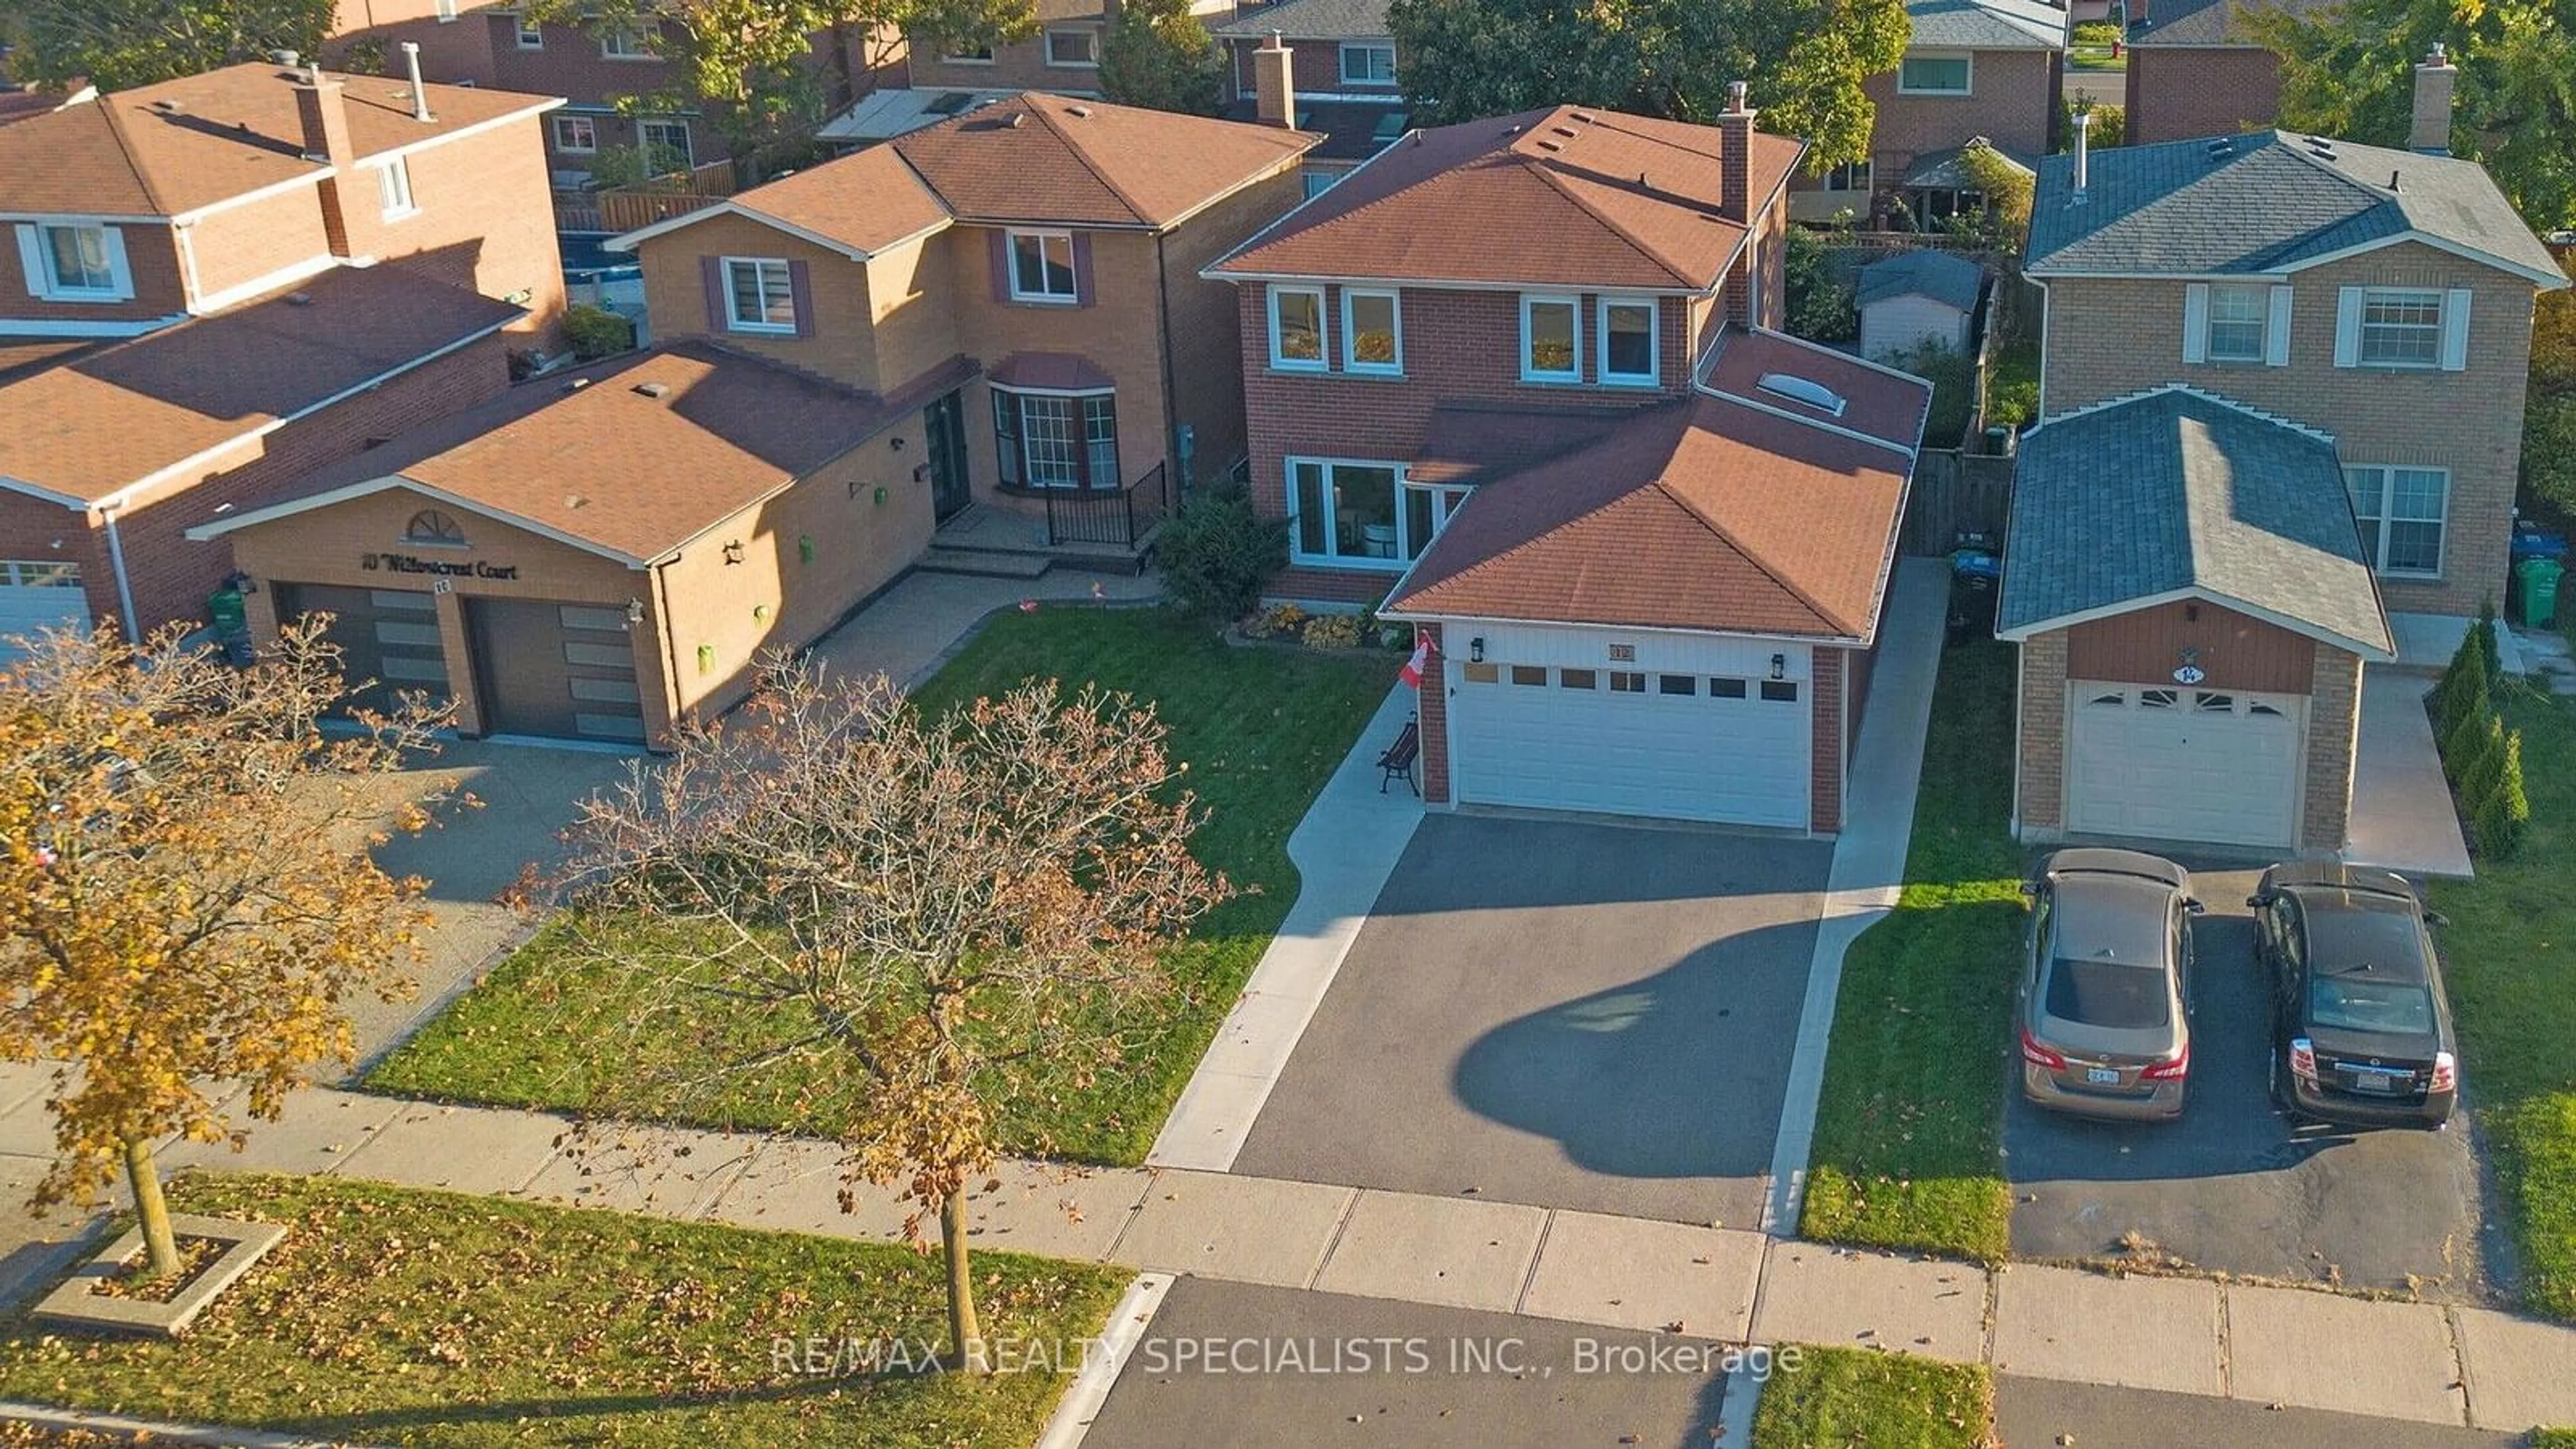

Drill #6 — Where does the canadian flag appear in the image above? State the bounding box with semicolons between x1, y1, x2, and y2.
1398;631;1433;689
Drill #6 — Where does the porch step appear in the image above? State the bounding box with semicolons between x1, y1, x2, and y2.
918;544;1054;580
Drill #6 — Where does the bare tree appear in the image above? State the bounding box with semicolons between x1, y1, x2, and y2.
553;664;1227;1369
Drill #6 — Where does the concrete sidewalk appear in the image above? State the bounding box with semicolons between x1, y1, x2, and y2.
2347;669;2474;878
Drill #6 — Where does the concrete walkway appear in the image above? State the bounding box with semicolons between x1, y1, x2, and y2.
2347;669;2474;878
802;568;1162;692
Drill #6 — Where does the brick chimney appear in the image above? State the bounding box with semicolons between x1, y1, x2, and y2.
2410;42;2456;154
1718;78;1754;223
1254;31;1295;128
292;66;361;258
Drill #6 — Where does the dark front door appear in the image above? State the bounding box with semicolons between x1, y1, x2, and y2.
468;598;645;743
924;389;971;521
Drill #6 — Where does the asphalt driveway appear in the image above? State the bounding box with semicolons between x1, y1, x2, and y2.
1232;812;1832;1228
2006;867;2492;1299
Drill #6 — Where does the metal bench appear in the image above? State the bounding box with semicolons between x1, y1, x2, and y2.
1377;716;1420;795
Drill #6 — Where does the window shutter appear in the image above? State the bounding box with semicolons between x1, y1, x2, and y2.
700;256;725;331
99;226;132;301
787;259;815;338
987;230;1011;301
13;224;46;300
2440;287;2472;371
2265;284;2293;366
2332;285;2363;368
1072;233;1095;307
2180;283;2210;364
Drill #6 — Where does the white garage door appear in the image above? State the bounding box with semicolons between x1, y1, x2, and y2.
1448;624;1812;828
2065;681;2304;848
0;559;90;661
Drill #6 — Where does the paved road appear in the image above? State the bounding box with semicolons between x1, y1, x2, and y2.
1081;1277;1739;1448
2006;865;2492;1299
1994;1374;2523;1448
1233;812;1831;1228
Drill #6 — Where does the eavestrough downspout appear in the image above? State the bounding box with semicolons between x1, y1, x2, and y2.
99;505;142;637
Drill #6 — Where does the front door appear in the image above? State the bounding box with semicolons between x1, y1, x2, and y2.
925;390;971;521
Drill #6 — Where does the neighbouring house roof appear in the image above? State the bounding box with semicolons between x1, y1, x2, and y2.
1701;325;1939;446
689;144;952;257
1387;329;1931;642
816;87;1020;146
1996;386;2394;657
191;342;948;566
0;62;557;219
1208;106;1807;290
1904;140;2037;191
2024;129;2569;286
2129;0;2333;48
0;83;94;129
1906;0;2069;51
1210;0;1393;41
1858;250;1987;311
0;266;522;508
1222;97;1407;163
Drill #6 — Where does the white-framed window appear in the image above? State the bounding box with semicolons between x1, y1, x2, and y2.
1340;42;1397;85
1821;159;1873;193
1269;284;1326;369
551;115;598;153
1897;52;1972;95
1521;294;1580;383
637;119;692;167
1341;288;1401;374
1599;296;1658;386
1006;229;1079;303
601;25;654;58
943;43;995;63
1044;25;1099;67
2359;288;2443;368
724;257;797;333
2204;282;2267;362
994;386;1119;489
16;222;131;301
515;17;544;48
435;0;458;18
1287;458;1465;567
1301;170;1338;199
374;158;417;219
2347;465;2448;577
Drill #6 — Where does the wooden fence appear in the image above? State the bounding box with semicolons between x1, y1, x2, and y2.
553;158;740;235
1902;449;2015;556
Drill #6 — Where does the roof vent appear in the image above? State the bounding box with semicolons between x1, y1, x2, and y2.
562;377;591;393
1756;372;1848;417
565;494;589;510
1570;109;1597;123
152;98;184;114
1065;103;1093;117
632;381;669;398
284;291;313;306
2306;136;2337;160
2388;168;2402;191
1007;111;1026;128
270;48;300;66
1551;124;1576;138
2204;136;2235;159
1535;139;1562;152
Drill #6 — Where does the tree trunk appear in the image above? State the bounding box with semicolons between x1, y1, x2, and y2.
123;1137;180;1281
939;1189;985;1374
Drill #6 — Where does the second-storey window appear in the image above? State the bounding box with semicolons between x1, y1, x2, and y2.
1821;160;1873;193
1008;230;1079;303
1270;285;1326;368
1045;26;1099;66
1600;297;1658;385
2359;289;2443;367
374;158;417;219
551;115;598;153
2205;283;2267;362
1340;42;1397;85
21;222;129;299
2347;465;2447;577
1898;53;1972;95
515;18;544;48
994;388;1119;489
724;258;796;332
1342;289;1401;374
1521;295;1580;382
602;25;653;58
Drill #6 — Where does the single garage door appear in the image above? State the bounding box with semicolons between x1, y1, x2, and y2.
2065;682;2304;848
273;583;450;716
468;598;646;744
1450;651;1811;827
0;559;91;659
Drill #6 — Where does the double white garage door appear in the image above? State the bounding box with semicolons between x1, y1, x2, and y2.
0;559;91;662
2065;680;2306;849
1446;625;1813;828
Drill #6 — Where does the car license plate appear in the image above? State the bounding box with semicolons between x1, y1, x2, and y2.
2085;1066;2121;1085
2351;1072;2395;1091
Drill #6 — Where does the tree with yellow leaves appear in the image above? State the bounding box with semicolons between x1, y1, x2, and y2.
0;620;446;1281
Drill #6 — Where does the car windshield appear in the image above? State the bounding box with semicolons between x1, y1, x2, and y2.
2044;958;2171;1030
2309;974;2436;1036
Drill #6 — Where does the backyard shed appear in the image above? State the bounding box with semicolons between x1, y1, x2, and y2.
1858;250;1986;363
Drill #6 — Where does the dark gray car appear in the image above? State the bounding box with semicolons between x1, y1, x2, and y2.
2016;849;2202;1122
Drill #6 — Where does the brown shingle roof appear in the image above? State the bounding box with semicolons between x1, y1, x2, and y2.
197;343;935;564
1700;327;1935;447
708;143;951;256
891;91;1316;228
0;62;555;217
0;266;521;506
1210;106;1805;288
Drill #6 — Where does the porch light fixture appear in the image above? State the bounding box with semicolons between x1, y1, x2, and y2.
625;597;645;625
1470;637;1485;663
890;435;906;451
722;539;745;566
1769;653;1786;680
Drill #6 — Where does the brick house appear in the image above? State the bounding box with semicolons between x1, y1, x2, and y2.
1206;97;1934;833
0;61;563;651
1999;73;2569;852
1210;0;1406;197
2122;0;2333;146
1788;0;2065;226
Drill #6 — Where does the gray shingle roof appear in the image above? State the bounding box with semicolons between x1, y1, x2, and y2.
2127;0;2332;48
1211;0;1391;41
1997;386;2393;656
2025;129;2567;282
1907;0;2068;50
1858;250;1987;310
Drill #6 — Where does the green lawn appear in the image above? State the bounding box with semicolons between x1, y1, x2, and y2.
367;606;1399;1165
0;1174;1128;1447
2068;45;2127;70
1800;640;2023;1264
2428;684;2576;1320
1750;1346;1992;1449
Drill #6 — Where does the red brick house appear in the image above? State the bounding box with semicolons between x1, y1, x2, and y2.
2122;0;2334;146
0;61;563;652
1210;0;1406;197
1206;97;1933;833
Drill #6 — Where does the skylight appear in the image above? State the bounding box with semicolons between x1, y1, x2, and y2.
1756;372;1847;417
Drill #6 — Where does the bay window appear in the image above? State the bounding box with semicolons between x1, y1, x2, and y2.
1521;295;1580;382
994;387;1119;489
1287;458;1467;566
2346;465;2447;577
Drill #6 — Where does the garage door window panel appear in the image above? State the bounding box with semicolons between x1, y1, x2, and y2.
1760;680;1799;702
1658;674;1695;695
1609;672;1646;693
1712;677;1748;698
1462;661;1499;683
1560;669;1597;689
1509;665;1546;686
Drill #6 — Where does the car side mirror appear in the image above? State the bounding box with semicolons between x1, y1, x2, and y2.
2185;898;2207;916
2425;910;2451;928
2245;894;2267;909
2019;880;2037;897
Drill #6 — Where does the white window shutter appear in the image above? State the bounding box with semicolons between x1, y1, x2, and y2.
13;225;48;301
2181;282;2210;364
2440;287;2472;371
2333;286;2363;368
100;226;132;301
2265;284;2293;366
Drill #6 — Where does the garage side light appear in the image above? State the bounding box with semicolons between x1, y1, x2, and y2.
1769;653;1786;680
696;644;714;675
1470;637;1485;663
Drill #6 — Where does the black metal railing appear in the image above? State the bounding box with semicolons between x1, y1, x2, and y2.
1043;462;1170;548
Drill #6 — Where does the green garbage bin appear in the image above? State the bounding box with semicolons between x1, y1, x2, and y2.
2517;555;2563;629
207;585;247;636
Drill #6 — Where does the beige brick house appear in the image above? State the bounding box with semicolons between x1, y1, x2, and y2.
2000;76;2568;853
